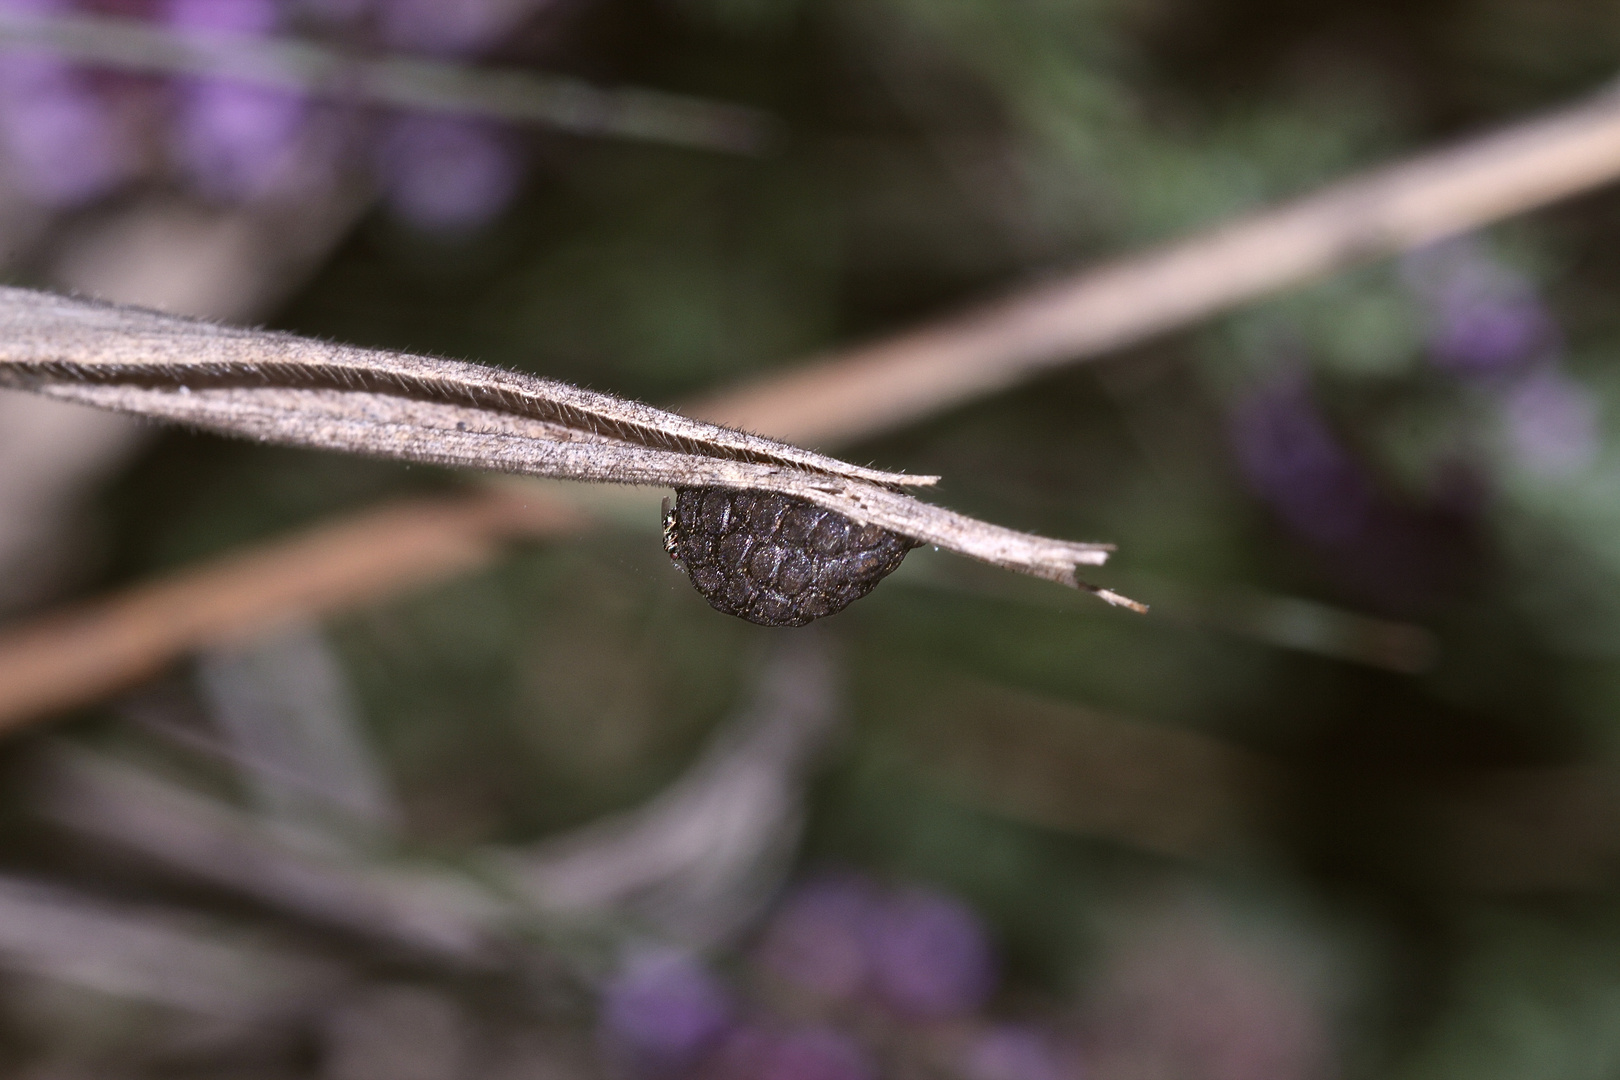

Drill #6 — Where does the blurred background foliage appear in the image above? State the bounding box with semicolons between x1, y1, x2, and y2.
4;0;1620;1076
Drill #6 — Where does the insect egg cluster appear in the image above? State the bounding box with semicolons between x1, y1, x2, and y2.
664;487;919;627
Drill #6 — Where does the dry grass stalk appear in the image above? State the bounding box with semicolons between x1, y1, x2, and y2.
689;81;1620;443
0;492;570;731
900;675;1279;861
0;6;771;154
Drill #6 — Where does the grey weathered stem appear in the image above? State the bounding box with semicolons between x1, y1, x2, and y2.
0;8;771;155
0;288;1131;603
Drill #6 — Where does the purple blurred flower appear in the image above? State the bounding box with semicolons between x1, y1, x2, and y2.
376;0;532;56
1502;367;1600;477
0;0;57;18
1083;904;1329;1080
757;873;878;1000
1430;288;1555;376
964;1026;1072;1080
868;886;997;1019
166;0;279;34
1405;238;1600;477
306;0;372;20
0;0;133;206
601;948;735;1075
165;0;310;203
759;874;999;1020
0;0;63;18
1230;372;1485;611
375;113;522;232
171;80;309;202
1229;375;1376;546
713;1026;876;1080
1403;239;1558;376
0;62;132;205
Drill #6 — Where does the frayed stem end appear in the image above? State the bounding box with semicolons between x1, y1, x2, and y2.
1081;582;1149;614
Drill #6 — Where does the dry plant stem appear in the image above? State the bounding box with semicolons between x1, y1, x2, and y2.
40;747;511;961
689;81;1620;443
0;287;1123;596
0;492;565;733
905;676;1278;862
0;8;770;155
0;872;349;1019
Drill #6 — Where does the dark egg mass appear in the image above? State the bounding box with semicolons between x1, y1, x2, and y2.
664;487;920;627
